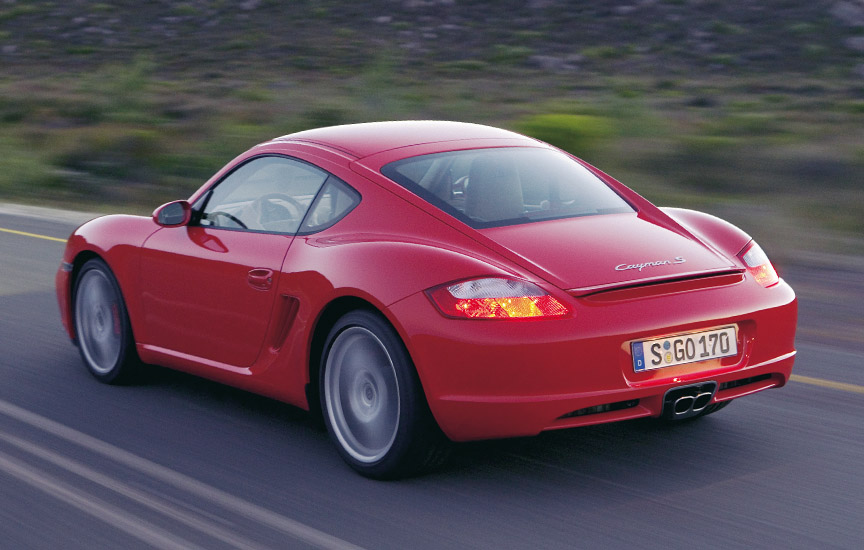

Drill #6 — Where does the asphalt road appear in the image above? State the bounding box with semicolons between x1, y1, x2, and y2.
1;207;862;549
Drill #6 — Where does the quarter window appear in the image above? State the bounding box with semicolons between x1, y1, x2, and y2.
300;177;361;234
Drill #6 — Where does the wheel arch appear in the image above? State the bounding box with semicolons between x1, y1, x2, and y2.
306;296;380;417
69;251;142;348
305;295;421;419
63;250;104;342
70;250;103;285
70;254;142;383
307;299;449;477
60;214;155;344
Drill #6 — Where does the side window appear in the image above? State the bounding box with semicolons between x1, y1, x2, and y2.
199;156;329;234
299;176;361;234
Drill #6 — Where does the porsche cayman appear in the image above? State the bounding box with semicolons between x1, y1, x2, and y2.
56;121;797;478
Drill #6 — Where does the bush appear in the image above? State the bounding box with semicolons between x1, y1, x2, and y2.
513;113;613;157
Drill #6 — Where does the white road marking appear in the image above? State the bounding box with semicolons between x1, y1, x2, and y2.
0;431;270;550
0;399;365;550
0;450;205;550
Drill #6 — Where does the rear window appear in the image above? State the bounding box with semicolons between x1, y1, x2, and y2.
381;147;633;228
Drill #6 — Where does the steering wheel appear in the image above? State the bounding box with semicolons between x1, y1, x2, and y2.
451;175;469;198
251;193;305;227
208;211;248;229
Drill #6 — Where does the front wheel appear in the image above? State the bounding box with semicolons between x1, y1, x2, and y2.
320;310;448;479
73;258;140;384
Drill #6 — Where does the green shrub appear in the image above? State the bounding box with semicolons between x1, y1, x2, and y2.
437;59;488;72
0;134;61;198
302;107;352;129
489;45;533;65
0;4;40;22
513;114;613;156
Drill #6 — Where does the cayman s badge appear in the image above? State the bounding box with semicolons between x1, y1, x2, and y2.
615;256;686;272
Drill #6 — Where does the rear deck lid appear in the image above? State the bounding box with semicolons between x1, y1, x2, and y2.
482;213;739;294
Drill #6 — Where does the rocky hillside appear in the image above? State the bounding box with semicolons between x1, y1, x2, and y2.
2;0;863;79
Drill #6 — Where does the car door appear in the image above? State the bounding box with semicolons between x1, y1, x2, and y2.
139;155;330;368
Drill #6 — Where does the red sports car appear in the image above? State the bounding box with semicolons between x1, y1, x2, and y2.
56;121;797;478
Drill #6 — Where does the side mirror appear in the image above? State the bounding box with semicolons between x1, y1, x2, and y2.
152;200;192;227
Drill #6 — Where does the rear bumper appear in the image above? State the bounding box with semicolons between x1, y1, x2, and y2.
429;352;793;441
388;278;797;442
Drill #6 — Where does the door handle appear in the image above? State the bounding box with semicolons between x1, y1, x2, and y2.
247;268;274;291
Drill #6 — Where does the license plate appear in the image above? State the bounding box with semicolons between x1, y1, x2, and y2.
631;326;737;372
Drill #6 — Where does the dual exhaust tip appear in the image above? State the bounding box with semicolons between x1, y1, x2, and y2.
663;382;718;420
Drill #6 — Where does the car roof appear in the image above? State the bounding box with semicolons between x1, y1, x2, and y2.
272;120;537;159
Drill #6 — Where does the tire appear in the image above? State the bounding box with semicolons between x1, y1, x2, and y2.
319;310;448;479
73;258;140;384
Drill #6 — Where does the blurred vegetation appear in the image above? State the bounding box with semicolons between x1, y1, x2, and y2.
0;0;862;259
515;114;613;159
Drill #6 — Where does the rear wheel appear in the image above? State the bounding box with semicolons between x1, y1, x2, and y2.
73;259;140;384
320;310;448;479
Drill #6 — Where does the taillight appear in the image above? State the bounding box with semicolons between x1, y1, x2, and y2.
740;241;779;288
426;277;570;319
